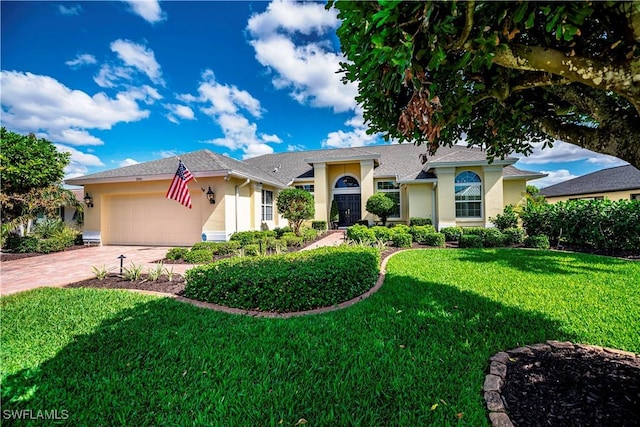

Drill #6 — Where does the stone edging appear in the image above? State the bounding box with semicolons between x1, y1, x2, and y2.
484;340;640;427
131;249;407;318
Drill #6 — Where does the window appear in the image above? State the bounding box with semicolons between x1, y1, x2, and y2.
335;176;359;188
262;190;273;221
569;196;604;201
455;171;482;218
376;181;400;218
295;184;314;194
632;194;640;200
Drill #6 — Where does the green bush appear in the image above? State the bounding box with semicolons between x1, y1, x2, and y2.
243;244;262;256
490;205;519;231
311;221;327;231
273;226;292;239
229;230;276;246
459;235;483;248
346;224;375;243
524;235;550;250
502;228;525;246
420;232;445;247
462;227;486;237
32;218;64;239
390;224;410;235
482;228;506;248
391;232;412;248
36;237;67;254
281;233;303;247
302;228;318;243
184;246;380;312
16;237;39;253
166;247;188;261
409;225;437;243
371;226;393;242
409;217;432;226
184;249;214;264
441;226;463;242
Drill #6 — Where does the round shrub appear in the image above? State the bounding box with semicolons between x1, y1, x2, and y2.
420;232;445;247
371;226;393;242
243;244;261;256
503;228;525;246
302;228;319;243
459;235;483;248
409;217;432;226
482;228;506;248
441;226;463;242
391;232;412;248
184;249;214;264
273;226;292;239
525;235;550;250
311;221;327;231
346;224;375;243
184;246;381;312
281;234;303;247
191;242;219;251
16;237;39;253
390;224;410;235
166;247;188;260
409;225;437;243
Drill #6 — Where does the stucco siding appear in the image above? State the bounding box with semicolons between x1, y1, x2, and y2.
406;184;433;222
504;180;527;207
545;189;640;203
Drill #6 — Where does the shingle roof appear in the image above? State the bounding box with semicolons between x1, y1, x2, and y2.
66;144;540;187
539;164;640;197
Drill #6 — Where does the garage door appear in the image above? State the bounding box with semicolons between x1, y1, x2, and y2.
106;193;202;246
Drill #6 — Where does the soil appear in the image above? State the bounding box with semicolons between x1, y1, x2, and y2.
501;346;640;427
0;244;90;262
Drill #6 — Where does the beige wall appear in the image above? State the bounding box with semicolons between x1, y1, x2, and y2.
405;183;434;223
545;189;640;203
504;180;527;207
483;166;504;227
313;163;328;222
435;167;456;229
360;160;375;222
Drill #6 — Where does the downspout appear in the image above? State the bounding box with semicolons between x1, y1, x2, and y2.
432;182;438;230
235;178;251;232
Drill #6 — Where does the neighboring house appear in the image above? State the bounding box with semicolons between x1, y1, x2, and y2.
539;165;640;203
65;144;545;246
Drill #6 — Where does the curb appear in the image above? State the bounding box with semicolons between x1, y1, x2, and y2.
484;340;640;427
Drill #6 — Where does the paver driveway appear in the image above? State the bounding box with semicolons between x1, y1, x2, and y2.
0;246;186;296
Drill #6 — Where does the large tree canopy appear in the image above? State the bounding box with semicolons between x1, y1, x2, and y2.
330;1;640;167
0;128;75;234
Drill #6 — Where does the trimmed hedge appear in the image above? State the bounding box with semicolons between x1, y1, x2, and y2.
459;235;483;248
503;227;525;246
229;230;276;246
409;217;432;226
166;247;188;261
441;226;463;242
184;246;381;312
391;232;412;248
311;221;327;231
409;225;437;243
482;228;506;248
420;232;446;247
524;235;550;250
346;224;375;243
371;226;393;242
184;249;214;264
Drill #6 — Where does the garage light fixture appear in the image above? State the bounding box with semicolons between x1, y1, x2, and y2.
205;186;215;204
84;193;94;208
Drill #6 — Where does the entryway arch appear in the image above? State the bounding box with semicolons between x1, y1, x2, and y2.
332;174;361;226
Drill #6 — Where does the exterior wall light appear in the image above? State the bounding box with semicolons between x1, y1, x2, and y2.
84;193;94;208
206;186;215;204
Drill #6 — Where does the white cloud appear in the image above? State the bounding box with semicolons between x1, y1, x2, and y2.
121;0;166;24
55;144;105;180
157;150;179;158
514;140;628;167
1;70;151;146
119;158;140;167
110;39;165;86
247;1;357;113
59;4;81;15
322;108;380;148
164;103;195;123
94;64;134;88
66;54;96;68
184;70;278;159
287;144;306;152
528;169;578;189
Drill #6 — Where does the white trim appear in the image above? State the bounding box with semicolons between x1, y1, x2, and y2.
455;170;483;220
331;174;361;195
201;231;232;242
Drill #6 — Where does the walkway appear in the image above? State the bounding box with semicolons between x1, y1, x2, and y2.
0;231;345;296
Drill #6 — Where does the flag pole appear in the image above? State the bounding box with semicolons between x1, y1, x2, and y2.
177;156;198;183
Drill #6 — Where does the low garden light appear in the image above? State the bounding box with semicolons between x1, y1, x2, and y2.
117;254;126;275
206;186;215;204
84;193;94;208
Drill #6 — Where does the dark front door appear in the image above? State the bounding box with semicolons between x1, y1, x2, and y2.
334;194;361;226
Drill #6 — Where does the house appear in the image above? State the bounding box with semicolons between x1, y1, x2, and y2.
539;165;640;203
65;144;545;246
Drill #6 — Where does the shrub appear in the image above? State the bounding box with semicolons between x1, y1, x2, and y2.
184;249;214;264
91;265;111;280
229;231;276;246
459;235;483;248
391;232;412;248
121;263;144;281
311;221;327;231
462;227;486;237
191;242;219;251
346;224;375;243
273;226;292;239
276;188;315;235
420;232;445;247
390;224;410;234
16;237;39;253
525;235;550;250
302;228;319;243
36;237;68;254
371;226;393;242
409;217;432;226
441;226;463;242
184;246;380;312
365;192;396;226
32;218;64;239
502;228;525;246
281;233;303;247
490;205;519;231
409;225;437;243
243;244;262;256
482;228;506;248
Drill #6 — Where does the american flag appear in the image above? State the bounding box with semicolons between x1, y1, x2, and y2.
166;160;194;208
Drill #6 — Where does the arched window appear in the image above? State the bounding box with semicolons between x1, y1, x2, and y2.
335;176;360;188
455;171;482;218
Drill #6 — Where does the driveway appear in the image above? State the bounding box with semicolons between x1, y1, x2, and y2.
0;246;189;296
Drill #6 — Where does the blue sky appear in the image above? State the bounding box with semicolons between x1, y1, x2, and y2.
1;1;628;188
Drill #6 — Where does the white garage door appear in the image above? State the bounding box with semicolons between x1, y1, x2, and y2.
106;193;202;246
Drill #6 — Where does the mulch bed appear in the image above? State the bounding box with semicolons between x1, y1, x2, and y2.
0;244;90;262
500;345;640;427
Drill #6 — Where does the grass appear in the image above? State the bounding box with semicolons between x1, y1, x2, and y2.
1;249;638;425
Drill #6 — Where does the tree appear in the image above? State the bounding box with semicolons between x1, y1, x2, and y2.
330;1;640;168
0;128;75;237
365;192;395;226
275;188;315;236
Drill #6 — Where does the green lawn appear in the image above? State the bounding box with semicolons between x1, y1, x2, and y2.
2;249;638;425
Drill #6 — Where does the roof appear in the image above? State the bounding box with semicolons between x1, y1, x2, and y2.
65;144;542;187
539;164;640;198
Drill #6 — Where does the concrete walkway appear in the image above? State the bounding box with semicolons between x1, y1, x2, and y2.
0;231;345;296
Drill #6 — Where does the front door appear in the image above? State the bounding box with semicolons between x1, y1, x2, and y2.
334;194;361;226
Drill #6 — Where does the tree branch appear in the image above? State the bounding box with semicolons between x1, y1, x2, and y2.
452;0;475;49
